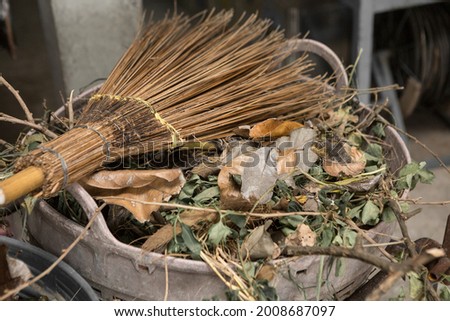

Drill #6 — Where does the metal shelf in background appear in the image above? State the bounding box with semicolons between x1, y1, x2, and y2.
340;0;445;104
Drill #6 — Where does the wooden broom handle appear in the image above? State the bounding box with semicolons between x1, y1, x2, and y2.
0;166;45;205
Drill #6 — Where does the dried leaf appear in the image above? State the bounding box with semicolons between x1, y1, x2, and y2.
191;161;221;178
326;108;359;129
323;144;366;177
250;118;303;138
233;125;251;138
240;220;279;260
256;265;276;281
285;223;316;247
346;175;381;192
0;245;30;295
217;154;254;210
218;148;278;209
276;128;318;181
302;198;318;212
240;147;278;203
6;257;33;282
81;169;185;222
276;148;297;175
142;210;216;252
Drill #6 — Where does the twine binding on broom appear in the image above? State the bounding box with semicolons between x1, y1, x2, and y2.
89;94;183;146
36;146;69;189
72;125;112;161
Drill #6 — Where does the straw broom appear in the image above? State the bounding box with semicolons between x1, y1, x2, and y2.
0;11;346;205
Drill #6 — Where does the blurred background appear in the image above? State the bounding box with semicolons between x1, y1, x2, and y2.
0;0;449;242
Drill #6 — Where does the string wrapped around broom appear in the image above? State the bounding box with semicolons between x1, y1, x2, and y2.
0;10;349;205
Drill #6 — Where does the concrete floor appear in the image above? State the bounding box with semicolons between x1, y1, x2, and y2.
401;110;450;243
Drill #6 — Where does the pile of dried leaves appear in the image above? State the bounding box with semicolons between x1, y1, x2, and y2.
44;101;442;300
2;86;449;301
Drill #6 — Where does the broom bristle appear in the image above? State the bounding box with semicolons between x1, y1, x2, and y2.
15;10;349;197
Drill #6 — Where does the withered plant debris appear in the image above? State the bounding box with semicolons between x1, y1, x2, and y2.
2;98;442;300
0;54;445;300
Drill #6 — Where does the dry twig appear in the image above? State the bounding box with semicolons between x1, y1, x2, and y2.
0;113;58;139
0;76;35;124
366;248;445;300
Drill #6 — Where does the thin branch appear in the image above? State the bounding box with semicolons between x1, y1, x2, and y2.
366;248;445;301
374;113;450;175
362;241;405;248
0;76;35;124
404;199;450;206
67;90;75;129
97;196;324;218
0;114;58;139
344;218;397;263
164;249;169;301
390;200;417;258
0;139;13;148
0;203;105;301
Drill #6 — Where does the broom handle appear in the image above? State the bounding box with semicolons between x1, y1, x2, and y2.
0;166;45;205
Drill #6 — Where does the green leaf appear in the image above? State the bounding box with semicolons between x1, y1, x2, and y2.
320;228;334;247
208;220;232;246
179;178;200;200
399;201;410;214
254;279;279;301
287;201;302;212
318;189;333;207
390;190;399;198
308;165;327;180
231;174;242;186
228;213;247;229
180;223;202;258
242;261;256;279
364;165;379;173
439;284;450;301
335;257;345;277
21;195;38;215
381;206;396;223
279;215;305;229
398;162;420;177
408;272;424;300
336;191;353;216
193;186;219;203
281;227;295;236
24;133;45;152
361;200;380;225
365;143;383;159
332;234;343;246
417;168;434;184
343;228;357;247
348;132;363;146
371;123;385;138
346;203;364;219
